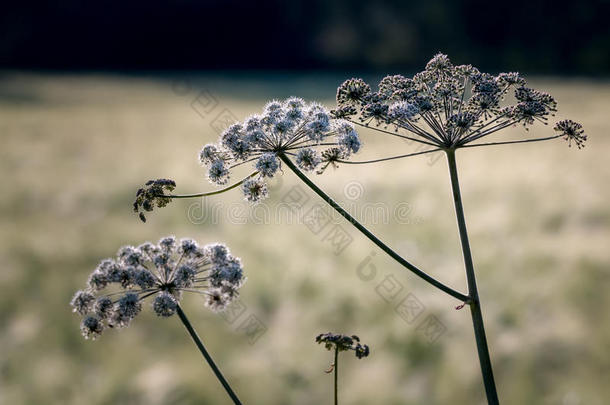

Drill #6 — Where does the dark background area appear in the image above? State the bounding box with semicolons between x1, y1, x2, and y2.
2;0;609;74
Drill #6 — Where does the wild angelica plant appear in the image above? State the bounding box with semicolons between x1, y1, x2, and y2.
328;53;587;404
133;54;587;404
70;236;245;404
316;333;370;405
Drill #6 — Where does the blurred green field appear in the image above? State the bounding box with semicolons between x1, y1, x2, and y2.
0;72;609;405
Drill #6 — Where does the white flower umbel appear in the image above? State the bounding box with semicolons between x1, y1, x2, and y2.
198;98;362;202
71;236;246;404
333;53;587;158
71;236;245;340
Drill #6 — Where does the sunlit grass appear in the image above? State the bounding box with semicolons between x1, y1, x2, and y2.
0;73;609;405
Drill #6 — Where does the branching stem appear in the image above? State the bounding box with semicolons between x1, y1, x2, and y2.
459;135;561;149
337;148;442;164
159;172;258;199
278;153;469;302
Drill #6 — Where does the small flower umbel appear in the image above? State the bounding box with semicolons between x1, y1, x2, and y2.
554;119;587;149
316;332;370;359
70;236;245;404
333;53;587;160
133;179;176;222
199;97;362;202
316;332;370;405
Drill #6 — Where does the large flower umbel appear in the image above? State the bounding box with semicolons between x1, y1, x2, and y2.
70;236;245;340
199;97;362;202
333;53;586;149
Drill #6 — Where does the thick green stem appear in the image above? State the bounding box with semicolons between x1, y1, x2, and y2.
334;348;339;405
445;150;499;405
176;305;243;405
279;153;469;302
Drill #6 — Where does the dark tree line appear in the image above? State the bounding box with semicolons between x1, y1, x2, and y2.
2;0;609;74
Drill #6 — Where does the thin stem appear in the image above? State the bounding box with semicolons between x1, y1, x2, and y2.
161;172;258;199
337;148;442;165
445;150;499;405
279;153;469;302
334;347;339;405
395;119;442;144
459;134;561;149
176;305;243;405
461;114;507;140
459;120;517;144
348;119;440;147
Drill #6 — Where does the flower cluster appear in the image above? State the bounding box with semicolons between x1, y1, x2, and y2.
199;98;362;202
554;119;587;149
70;236;245;340
333;53;586;149
316;332;370;359
133;179;177;222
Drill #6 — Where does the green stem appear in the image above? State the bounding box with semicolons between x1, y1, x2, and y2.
337;148;442;165
445;150;499;405
334;347;339;405
278;153;469;302
162;171;258;199
176;305;243;405
459;135;561;149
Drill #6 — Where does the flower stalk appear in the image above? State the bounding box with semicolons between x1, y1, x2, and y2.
334;346;339;405
316;332;369;405
177;305;243;405
279;152;469;302
445;149;498;404
164;171;259;199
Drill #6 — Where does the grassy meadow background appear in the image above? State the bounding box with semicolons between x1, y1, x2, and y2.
0;72;609;405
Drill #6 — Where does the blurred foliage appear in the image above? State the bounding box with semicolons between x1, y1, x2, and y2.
0;73;609;404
